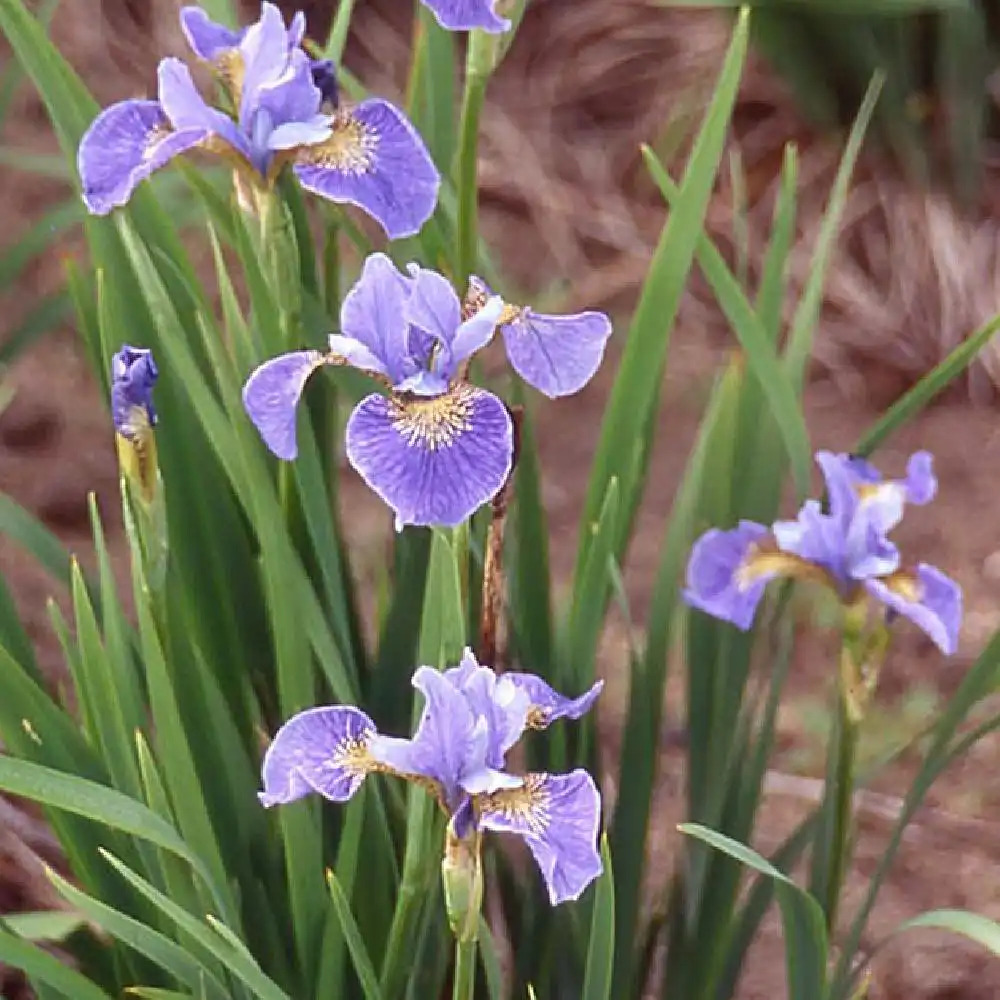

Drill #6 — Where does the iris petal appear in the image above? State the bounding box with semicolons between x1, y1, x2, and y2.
77;99;207;215
683;521;775;630
477;770;603;905
503;674;603;729
420;0;510;32
865;564;962;655
501;309;612;398
344;385;513;530
157;57;247;156
259;706;377;806
242;350;325;460
443;650;532;768
180;6;243;61
338;253;412;381
293;99;440;239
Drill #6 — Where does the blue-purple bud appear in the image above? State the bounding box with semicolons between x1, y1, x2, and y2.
111;345;158;440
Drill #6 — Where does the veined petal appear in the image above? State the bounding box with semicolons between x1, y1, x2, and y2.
369;667;485;806
339;253;412;381
345;385;513;529
293;99;440;239
449;296;504;373
683;520;781;630
326;334;389;378
421;0;510;32
500;309;612;398
443;649;532;767
477;771;603;905
504;674;603;730
180;6;243;61
77;100;206;215
403;268;502;379
404;265;462;352
269;115;332;151
242;350;325;460
259;706;377;806
866;564;962;655
394;371;451;397
287;10;306;48
157;57;247;156
255;48;323;138
238;2;291;124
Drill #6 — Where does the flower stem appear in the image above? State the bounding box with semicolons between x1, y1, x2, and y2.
452;937;477;1000
454;32;494;290
824;687;859;934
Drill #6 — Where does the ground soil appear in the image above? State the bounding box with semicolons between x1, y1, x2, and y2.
5;2;1000;998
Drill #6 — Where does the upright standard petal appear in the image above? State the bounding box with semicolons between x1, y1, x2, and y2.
345;384;513;529
443;650;532;768
865;564;963;656
500;309;612;398
180;6;243;61
477;771;603;905
259;706;377;806
368;667;520;807
338;253;412;381
157;58;247;156
254;49;326;147
404;267;503;378
683;521;776;630
237;2;292;124
294;99;440;239
78;100;207;215
242;350;325;460
504;674;603;729
421;0;510;33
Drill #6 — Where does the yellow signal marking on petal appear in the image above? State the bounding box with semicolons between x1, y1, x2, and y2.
525;707;549;730
880;570;922;603
735;547;825;590
329;731;378;775
478;774;550;837
216;49;245;105
390;385;476;451
297;111;378;175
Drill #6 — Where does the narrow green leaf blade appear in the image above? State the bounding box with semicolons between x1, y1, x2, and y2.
582;837;615;1000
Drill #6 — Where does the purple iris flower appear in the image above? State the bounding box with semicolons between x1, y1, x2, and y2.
77;3;439;239
242;254;612;529
419;0;511;33
259;649;604;905
684;451;962;655
111;345;158;441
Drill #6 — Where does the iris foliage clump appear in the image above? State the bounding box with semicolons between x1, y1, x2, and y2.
2;1;1000;998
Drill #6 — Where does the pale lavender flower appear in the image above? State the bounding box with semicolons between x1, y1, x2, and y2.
259;649;604;905
77;3;439;239
242;254;612;529
420;0;510;33
684;451;962;654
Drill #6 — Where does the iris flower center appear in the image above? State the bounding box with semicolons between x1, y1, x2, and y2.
299;114;378;175
390;386;476;451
